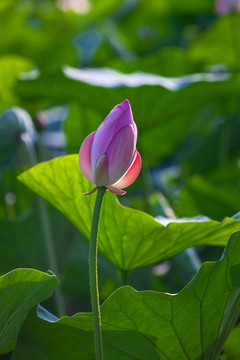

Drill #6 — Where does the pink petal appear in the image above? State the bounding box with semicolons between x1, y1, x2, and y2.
93;153;109;186
118;100;137;139
107;185;126;195
107;124;135;185
79;132;95;184
113;150;141;189
83;186;97;195
91;100;137;170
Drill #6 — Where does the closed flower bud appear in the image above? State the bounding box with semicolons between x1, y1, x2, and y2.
79;100;141;195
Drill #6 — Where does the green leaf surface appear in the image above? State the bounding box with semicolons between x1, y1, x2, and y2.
18;155;240;271
176;154;240;220
16;66;240;165
12;231;240;359
107;47;199;77
176;175;240;221
0;268;59;354
190;13;240;70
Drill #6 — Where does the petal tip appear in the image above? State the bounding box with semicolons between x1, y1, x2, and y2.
120;99;130;110
83;186;98;195
107;185;126;195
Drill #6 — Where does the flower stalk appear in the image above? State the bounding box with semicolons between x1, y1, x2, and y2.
89;186;106;360
80;99;141;358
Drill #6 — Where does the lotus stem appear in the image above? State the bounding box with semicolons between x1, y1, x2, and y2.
89;186;105;360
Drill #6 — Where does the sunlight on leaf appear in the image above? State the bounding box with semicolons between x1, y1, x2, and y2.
18;155;240;270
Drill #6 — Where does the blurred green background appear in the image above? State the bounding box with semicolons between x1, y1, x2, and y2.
0;0;240;358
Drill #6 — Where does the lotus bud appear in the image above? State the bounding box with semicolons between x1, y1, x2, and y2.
79;99;141;195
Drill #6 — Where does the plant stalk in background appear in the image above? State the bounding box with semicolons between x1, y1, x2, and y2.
20;132;66;317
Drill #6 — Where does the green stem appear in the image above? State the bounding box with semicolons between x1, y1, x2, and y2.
20;133;65;317
89;186;105;360
120;270;128;286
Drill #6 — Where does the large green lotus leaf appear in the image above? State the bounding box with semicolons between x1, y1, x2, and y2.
176;154;240;220
175;106;240;177
107;47;200;77
12;231;240;359
176;175;240;221
0;269;59;354
18;155;240;271
190;13;240;70
16;67;240;165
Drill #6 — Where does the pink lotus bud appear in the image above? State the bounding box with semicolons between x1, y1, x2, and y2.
79;100;141;195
